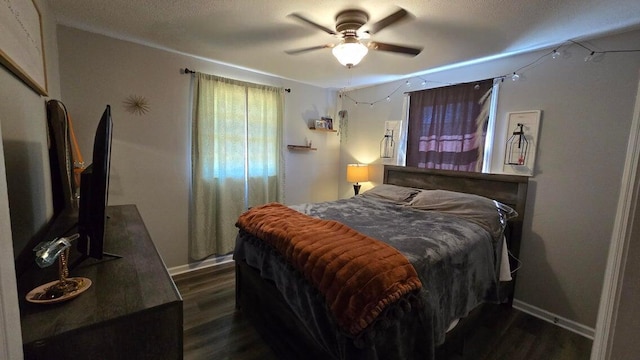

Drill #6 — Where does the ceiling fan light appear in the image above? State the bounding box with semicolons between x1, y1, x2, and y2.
332;41;369;67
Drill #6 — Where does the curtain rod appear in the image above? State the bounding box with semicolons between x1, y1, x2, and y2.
183;68;291;93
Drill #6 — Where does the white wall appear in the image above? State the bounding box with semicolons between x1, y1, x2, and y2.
608;80;640;358
494;32;637;331
1;3;61;263
339;29;640;330
0;0;61;357
56;26;339;268
0;124;23;360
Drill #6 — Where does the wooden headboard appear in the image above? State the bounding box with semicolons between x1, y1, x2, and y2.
383;165;528;222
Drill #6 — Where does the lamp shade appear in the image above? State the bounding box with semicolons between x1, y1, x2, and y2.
346;164;369;183
332;40;368;67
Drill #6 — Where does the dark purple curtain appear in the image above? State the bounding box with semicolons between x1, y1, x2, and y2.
406;80;493;172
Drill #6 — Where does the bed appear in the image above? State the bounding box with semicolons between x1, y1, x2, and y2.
233;165;528;359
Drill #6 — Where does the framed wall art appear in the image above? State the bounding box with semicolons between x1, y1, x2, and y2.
314;119;328;129
0;0;48;96
502;110;541;176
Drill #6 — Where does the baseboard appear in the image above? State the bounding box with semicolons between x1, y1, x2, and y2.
512;299;595;340
167;254;234;276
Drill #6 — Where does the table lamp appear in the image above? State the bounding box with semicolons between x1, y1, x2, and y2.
346;163;369;195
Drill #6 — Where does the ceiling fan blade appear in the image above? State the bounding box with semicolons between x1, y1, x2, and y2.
366;8;409;34
285;44;333;55
368;41;422;56
288;13;337;36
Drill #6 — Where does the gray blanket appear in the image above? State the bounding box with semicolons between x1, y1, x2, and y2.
234;195;503;359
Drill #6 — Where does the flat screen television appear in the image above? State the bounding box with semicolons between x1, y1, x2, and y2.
75;105;114;266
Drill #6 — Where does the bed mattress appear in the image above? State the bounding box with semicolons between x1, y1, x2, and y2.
234;195;509;359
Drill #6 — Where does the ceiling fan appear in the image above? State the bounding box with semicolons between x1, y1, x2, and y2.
286;8;423;68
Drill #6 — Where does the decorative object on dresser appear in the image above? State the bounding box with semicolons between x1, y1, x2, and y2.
27;234;91;304
346;163;369;195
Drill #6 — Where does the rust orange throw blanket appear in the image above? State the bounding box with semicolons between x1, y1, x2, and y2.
236;202;422;336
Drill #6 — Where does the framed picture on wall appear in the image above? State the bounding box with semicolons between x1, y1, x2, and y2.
502;110;541;176
321;116;333;130
314;119;328;129
0;0;48;96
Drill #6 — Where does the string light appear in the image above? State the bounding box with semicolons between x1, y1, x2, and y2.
584;51;595;62
340;40;640;105
342;78;454;106
342;81;407;107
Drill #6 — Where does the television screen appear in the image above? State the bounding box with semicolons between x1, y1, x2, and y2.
76;105;113;262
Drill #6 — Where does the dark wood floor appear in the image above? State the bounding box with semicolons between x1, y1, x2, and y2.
173;262;592;360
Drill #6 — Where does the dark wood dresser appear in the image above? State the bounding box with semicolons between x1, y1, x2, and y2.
18;205;183;359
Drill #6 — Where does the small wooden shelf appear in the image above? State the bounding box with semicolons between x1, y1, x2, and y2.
309;127;337;133
287;145;317;151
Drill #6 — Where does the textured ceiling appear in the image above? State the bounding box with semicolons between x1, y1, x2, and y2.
47;0;640;89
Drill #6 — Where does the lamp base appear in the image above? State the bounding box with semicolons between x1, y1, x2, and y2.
353;183;362;195
26;277;92;304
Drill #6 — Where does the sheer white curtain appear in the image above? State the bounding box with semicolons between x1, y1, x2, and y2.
190;73;284;260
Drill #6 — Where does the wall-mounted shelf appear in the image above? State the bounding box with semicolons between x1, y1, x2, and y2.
287;145;317;151
309;127;337;133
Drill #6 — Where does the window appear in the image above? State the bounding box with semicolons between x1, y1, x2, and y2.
190;73;284;260
406;80;494;172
